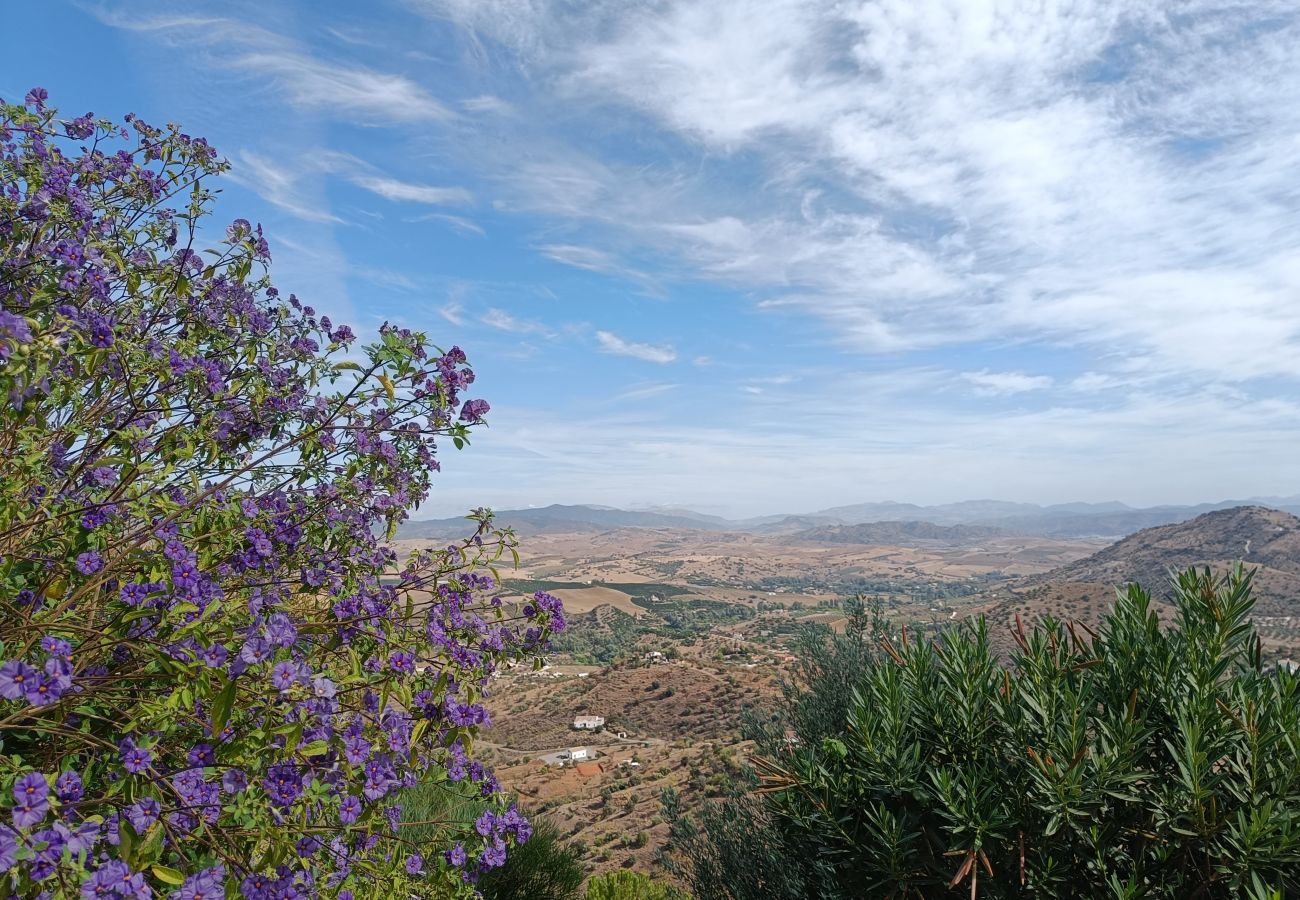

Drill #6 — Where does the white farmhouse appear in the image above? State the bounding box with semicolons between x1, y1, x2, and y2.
572;715;605;731
568;747;590;761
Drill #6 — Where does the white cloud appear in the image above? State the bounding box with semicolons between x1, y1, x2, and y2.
350;175;472;205
233;52;452;122
962;370;1055;396
462;94;514;115
439;302;465;325
228;150;473;223
595;330;677;364
539;243;657;291
98;11;453;123
423;385;1300;518
1070;372;1124;393
231;151;342;224
482;308;554;336
407;212;486;236
420;0;1300;383
612;382;680;402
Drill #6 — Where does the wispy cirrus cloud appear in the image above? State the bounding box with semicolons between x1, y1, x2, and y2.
962;370;1055;397
350;175;472;206
95;10;453;123
229;149;472;223
595;330;676;364
482;308;555;337
538;243;658;292
232;151;343;224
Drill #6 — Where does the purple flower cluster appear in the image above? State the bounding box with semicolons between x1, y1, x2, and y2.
0;635;75;706
0;91;561;896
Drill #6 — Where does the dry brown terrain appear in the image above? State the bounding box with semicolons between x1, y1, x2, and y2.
391;524;1113;884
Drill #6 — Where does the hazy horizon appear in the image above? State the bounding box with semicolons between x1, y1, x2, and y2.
411;491;1300;523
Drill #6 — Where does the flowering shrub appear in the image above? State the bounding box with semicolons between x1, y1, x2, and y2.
0;91;564;898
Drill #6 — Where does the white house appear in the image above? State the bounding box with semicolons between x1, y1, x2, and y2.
572;715;605;730
568;747;590;761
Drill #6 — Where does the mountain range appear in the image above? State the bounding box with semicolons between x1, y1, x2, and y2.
399;496;1300;541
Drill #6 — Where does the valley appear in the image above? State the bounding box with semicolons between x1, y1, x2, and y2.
393;503;1300;883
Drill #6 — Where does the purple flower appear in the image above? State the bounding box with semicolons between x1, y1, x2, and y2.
24;87;48;109
187;743;216;767
239;637;272;666
119;739;152;774
445;843;467;868
176;864;224;900
40;637;72;659
0;309;33;361
459;398;490;422
271;661;302;691
0;827;15;872
266;612;297;647
12;772;49;828
0;660;37;700
263;764;303;807
246;527;273;558
163;538;193;562
338;795;361;824
126;797;160;832
56;770;84;804
201;644;229;668
81;860;149;899
58;819;99;855
404;853;424;875
221;768;248;795
343;735;370;765
74;551;104;575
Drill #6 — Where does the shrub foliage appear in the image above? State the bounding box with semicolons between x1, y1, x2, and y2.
0;91;563;897
668;568;1300;898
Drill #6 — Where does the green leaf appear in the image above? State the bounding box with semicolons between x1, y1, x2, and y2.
137;823;165;865
298;740;329;758
210;677;237;738
151;865;186;886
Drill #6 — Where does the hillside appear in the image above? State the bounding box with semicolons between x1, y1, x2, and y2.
793;520;1016;546
1036;505;1300;602
974;506;1300;659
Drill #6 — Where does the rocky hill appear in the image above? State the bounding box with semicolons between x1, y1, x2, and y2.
1033;505;1300;604
973;506;1300;660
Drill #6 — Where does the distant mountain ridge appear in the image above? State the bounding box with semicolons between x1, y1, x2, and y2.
395;504;728;538
399;496;1300;541
793;520;1016;546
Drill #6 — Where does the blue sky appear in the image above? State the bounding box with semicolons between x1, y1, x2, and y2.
5;1;1300;518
